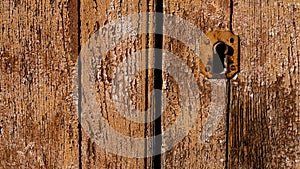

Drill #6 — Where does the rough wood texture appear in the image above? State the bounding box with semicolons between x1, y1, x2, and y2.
162;0;231;168
80;0;155;168
229;0;300;168
1;0;299;168
0;0;79;168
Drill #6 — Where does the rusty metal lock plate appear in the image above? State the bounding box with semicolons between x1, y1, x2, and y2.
205;31;239;79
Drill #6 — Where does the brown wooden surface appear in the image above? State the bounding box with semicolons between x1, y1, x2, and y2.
161;0;231;168
80;0;155;168
228;0;300;168
0;0;299;168
0;0;79;168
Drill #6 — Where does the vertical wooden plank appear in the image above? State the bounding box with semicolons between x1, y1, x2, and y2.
80;0;155;168
162;0;231;168
229;0;299;168
0;0;79;168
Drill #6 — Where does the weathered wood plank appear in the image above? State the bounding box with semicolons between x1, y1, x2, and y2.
0;0;79;168
80;0;155;168
229;0;300;168
162;0;231;168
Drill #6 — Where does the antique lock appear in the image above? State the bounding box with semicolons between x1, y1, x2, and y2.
205;31;239;79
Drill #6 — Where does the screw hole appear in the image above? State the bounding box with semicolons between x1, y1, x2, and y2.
230;38;234;43
205;65;212;73
230;65;236;71
204;38;210;45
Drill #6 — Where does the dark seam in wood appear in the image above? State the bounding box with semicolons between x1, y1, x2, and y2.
144;3;150;168
77;0;83;168
226;0;234;168
225;80;231;169
229;0;234;32
153;0;164;168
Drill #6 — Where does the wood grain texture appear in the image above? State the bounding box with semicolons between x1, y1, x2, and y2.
0;0;79;168
162;0;231;168
80;0;155;168
228;0;300;168
1;0;298;168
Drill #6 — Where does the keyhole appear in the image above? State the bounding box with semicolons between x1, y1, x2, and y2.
213;41;234;74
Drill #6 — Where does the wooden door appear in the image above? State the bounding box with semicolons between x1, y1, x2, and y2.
0;0;299;168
